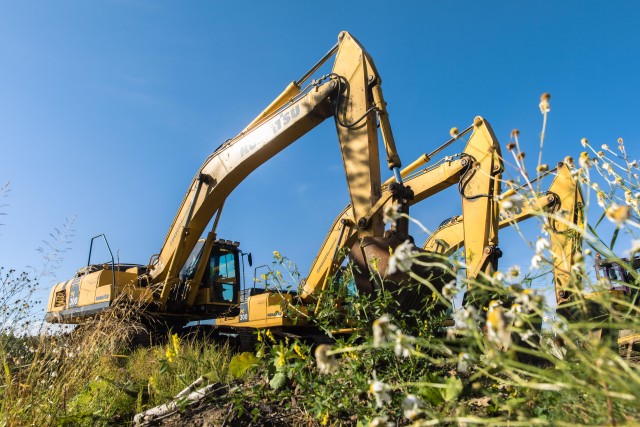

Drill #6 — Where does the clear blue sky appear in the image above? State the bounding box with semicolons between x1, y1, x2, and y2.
1;1;639;315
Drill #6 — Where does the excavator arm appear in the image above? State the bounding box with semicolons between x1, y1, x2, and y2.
301;116;503;302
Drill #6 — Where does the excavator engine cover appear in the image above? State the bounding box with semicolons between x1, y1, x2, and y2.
350;235;454;313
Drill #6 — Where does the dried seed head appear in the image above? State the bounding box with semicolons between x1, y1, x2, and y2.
449;127;459;138
581;138;589;147
506;142;516;151
618;137;624;144
564;156;575;167
517;152;526;161
539;93;551;114
537;164;549;173
579;152;591;168
511;129;520;139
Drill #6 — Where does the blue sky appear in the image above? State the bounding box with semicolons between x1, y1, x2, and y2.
1;1;639;315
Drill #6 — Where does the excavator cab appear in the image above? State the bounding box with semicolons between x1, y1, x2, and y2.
177;239;243;314
594;253;640;296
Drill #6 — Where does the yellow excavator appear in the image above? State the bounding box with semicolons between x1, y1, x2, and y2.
45;32;452;331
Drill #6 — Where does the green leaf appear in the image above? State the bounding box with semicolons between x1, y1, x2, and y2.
269;372;286;390
440;376;463;402
610;226;620;250
229;352;260;379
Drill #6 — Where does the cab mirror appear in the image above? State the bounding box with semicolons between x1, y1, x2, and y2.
247;253;253;267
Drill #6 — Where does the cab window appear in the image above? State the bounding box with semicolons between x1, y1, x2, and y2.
205;250;237;303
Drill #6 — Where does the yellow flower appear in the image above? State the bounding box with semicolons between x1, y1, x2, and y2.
165;347;175;363
293;343;306;360
449;127;459;138
264;328;276;343
171;333;180;356
579;152;591;168
321;411;330;426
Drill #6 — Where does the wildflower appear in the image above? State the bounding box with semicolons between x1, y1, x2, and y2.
293;343;306;359
630;160;638;168
387;240;415;274
597;151;605;158
452;306;478;330
369;416;392;427
519;329;535;342
606;203;630;225
373;314;398;347
535;237;550;253
580;138;589;148
493;270;505;282
506;265;521;279
403;394;422;420
618;137;624;144
383;203;402;225
579;152;591;168
457;352;471;373
449;127;459;138
601;144;609;151
321;411;330;426
511;129;520;139
442;280;458;301
265;328;275;343
273;250;282;261
539;92;551;114
369;379;392;408
517;151;526;161
531;254;543;269
506;142;516;151
596;191;606;208
171;333;180;356
630;239;640;254
537;164;549;173
501;194;525;212
165;346;176;363
394;332;415;358
564;156;575;168
315;344;338;374
486;301;511;350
